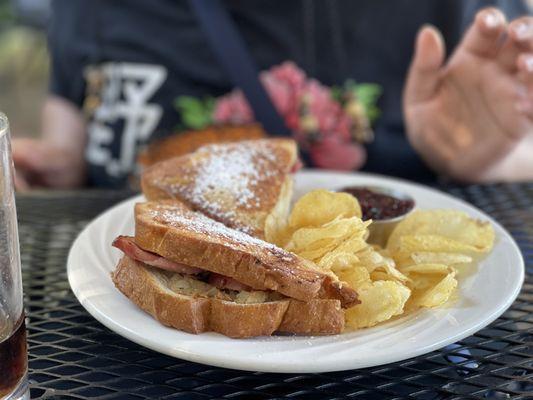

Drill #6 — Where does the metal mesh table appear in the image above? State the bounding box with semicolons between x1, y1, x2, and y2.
17;185;532;400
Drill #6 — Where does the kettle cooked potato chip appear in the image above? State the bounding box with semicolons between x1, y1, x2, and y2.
265;190;495;331
409;252;473;266
387;210;494;254
289;189;362;229
345;281;411;329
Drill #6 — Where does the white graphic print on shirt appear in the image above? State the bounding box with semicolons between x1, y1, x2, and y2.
85;63;167;178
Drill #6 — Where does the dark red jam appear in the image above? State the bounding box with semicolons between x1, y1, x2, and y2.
340;187;414;221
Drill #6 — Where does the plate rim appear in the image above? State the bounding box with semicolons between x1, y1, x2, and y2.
67;170;525;373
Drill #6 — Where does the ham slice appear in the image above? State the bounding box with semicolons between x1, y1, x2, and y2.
208;273;252;291
112;236;202;275
112;236;252;291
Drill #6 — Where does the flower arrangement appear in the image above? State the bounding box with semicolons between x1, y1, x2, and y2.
175;61;381;170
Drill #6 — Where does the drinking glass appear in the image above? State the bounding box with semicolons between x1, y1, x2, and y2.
0;113;29;400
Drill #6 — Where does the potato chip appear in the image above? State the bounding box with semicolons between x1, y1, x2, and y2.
345;281;410;329
387;210;494;254
375;258;408;282
318;252;359;272
336;266;371;289
288;217;360;249
350;247;385;272
409;272;457;308
286;217;368;261
289;190;361;229
401;263;451;274
370;271;397;282
407;273;441;291
410;252;473;266
376;266;409;282
329;229;370;254
264;190;492;331
296;245;340;263
375;246;394;259
393;234;484;258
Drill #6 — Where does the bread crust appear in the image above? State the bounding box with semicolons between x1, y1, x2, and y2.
278;299;344;335
111;255;210;334
138;124;265;167
112;256;344;337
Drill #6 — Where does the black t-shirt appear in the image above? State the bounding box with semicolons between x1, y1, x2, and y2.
48;0;528;187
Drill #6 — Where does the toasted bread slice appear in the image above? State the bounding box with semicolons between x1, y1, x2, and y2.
141;138;298;238
138;124;266;167
112;256;344;338
134;201;359;307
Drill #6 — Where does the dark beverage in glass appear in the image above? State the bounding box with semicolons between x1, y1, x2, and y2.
0;113;29;400
0;314;27;398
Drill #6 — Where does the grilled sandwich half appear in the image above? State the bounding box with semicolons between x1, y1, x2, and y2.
141;139;300;239
111;201;358;338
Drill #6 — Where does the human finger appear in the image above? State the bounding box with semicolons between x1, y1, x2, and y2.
515;52;533;87
404;25;445;105
460;8;507;58
498;16;533;71
508;16;533;48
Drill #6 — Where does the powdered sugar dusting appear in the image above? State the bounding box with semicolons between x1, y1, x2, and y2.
143;202;325;282
164;141;282;230
150;206;294;258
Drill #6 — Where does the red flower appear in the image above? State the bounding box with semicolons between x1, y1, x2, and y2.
309;136;366;171
213;91;253;125
212;61;365;170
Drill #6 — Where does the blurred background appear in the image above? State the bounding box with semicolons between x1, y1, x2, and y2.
2;0;533;188
0;0;50;138
2;0;533;140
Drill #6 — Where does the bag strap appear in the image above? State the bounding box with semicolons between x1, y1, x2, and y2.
189;0;290;136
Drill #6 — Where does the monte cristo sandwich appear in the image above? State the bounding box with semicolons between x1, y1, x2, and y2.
111;201;358;338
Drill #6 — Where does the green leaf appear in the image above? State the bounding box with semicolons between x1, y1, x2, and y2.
352;82;383;123
330;86;343;103
174;96;214;130
331;80;383;123
355;83;382;105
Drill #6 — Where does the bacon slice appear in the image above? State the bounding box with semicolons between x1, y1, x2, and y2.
112;236;202;275
208;273;252;291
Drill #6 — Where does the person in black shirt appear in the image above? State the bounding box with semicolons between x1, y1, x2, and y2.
12;0;533;188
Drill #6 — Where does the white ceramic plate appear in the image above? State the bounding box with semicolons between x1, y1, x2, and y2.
67;171;524;373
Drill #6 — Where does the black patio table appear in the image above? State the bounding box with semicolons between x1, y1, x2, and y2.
17;183;532;400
